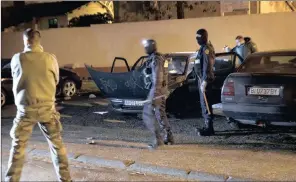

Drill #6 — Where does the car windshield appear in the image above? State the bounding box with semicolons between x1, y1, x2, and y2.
240;54;296;74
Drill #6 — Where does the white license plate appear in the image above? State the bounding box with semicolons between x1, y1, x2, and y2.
248;87;280;96
124;100;144;106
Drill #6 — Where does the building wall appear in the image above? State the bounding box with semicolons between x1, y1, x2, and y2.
67;2;109;21
3;15;68;32
260;1;293;14
2;12;296;72
38;15;68;30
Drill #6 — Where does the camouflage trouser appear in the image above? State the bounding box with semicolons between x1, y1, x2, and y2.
198;82;214;122
142;97;171;140
142;103;162;140
5;106;71;182
154;97;171;132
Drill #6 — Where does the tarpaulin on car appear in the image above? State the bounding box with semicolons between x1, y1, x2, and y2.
85;65;149;99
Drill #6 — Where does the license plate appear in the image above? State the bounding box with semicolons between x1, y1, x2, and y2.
124;100;144;106
248;87;280;96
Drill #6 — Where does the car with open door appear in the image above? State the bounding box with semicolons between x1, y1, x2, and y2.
86;52;240;116
221;50;296;128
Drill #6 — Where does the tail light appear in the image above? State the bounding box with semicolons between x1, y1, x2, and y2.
222;80;235;96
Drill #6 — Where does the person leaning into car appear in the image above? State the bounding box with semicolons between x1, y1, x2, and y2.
224;35;258;64
5;28;72;182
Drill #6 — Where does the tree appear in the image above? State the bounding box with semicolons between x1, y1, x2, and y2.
69;13;113;27
176;1;185;19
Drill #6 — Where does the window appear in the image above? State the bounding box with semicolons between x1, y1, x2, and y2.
240;54;296;74
133;57;148;70
167;56;187;75
214;55;234;71
48;18;58;28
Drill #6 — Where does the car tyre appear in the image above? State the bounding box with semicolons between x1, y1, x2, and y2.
1;89;7;107
62;80;77;97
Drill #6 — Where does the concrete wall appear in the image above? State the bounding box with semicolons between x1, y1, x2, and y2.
260;1;293;14
2;12;296;70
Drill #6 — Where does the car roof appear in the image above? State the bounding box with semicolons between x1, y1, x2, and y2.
250;50;296;56
166;52;196;56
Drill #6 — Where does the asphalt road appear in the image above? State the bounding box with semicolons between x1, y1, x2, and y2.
2;94;296;153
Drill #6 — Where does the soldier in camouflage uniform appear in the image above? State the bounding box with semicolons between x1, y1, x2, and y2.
5;28;71;182
195;29;216;136
142;39;174;149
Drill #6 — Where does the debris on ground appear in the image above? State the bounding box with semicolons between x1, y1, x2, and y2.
212;103;222;109
86;137;94;140
224;176;232;181
89;94;96;99
104;119;126;123
129;172;146;176
64;96;71;100
93;111;108;115
87;140;96;145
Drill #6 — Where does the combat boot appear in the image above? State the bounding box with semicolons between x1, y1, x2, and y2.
148;134;164;149
197;120;215;136
163;130;174;145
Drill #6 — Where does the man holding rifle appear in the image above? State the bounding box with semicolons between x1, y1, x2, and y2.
194;29;215;136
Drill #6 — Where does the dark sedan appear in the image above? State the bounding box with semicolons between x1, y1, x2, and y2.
221;50;296;127
1;59;82;107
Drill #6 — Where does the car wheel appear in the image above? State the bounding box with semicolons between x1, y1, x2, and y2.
1;89;7;107
62;80;77;97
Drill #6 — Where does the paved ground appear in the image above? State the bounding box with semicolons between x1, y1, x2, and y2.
2;150;181;181
2;94;296;152
2;94;296;181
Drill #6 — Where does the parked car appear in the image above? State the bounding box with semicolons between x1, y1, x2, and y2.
1;59;82;107
86;52;241;117
221;50;296;127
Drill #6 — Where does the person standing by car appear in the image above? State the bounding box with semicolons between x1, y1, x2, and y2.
5;28;71;182
224;35;246;64
224;35;258;64
142;39;174;149
194;29;215;136
244;36;258;54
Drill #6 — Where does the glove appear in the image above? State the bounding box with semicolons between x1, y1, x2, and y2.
200;81;207;93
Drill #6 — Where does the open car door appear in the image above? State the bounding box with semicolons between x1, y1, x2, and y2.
86;56;150;99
